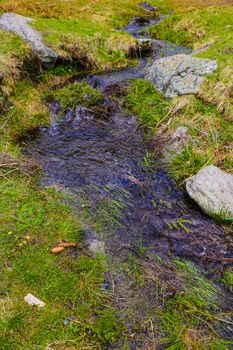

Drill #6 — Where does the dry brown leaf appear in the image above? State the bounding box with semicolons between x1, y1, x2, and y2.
51;246;65;254
58;242;77;248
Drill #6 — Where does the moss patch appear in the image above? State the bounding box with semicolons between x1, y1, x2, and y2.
53;82;105;110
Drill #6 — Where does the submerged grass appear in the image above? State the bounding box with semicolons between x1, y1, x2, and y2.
112;254;233;349
157;259;232;349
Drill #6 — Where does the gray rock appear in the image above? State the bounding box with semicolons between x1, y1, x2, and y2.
64;315;75;326
163;126;190;162
147;54;218;97
186;165;233;219
0;13;59;67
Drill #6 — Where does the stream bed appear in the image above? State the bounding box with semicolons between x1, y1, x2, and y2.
24;5;233;347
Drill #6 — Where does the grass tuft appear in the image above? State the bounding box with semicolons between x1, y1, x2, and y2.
123;79;169;129
53;82;105;110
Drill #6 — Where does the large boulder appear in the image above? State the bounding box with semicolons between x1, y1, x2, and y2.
186;165;233;219
147;54;218;97
0;13;59;67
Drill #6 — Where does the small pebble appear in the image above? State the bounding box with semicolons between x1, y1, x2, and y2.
64;315;75;326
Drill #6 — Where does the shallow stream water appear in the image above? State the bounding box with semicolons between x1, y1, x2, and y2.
24;5;233;345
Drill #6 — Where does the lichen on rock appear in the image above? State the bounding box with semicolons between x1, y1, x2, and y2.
147;54;218;97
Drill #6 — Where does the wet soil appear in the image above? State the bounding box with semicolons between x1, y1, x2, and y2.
24;5;233;347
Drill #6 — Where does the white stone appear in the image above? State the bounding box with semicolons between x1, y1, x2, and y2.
24;293;46;308
186;165;233;218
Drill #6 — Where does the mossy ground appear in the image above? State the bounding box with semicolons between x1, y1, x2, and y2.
0;0;233;348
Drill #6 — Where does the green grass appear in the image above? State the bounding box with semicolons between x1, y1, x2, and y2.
53;82;105;110
33;17;138;71
123;79;169;129
0;30;32;113
156;259;232;349
149;3;233;118
150;6;233;66
0;80;50;139
0;3;161;346
167;143;214;184
0;177;124;349
123;81;232;187
166;96;233;184
222;268;233;293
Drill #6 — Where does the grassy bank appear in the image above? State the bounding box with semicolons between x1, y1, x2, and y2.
123;80;233;185
0;0;233;348
124;0;233;186
0;179;121;349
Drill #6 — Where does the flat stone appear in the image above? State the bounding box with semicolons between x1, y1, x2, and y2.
147;54;218;97
186;165;233;219
24;293;46;308
0;13;59;67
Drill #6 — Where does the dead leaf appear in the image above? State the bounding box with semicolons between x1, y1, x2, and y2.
58;242;77;248
51;246;65;254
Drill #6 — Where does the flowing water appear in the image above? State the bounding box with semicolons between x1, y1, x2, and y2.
24;5;233;346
